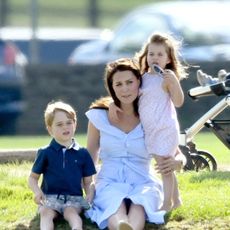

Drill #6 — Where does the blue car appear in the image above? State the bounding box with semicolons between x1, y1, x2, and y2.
68;0;230;65
0;39;27;134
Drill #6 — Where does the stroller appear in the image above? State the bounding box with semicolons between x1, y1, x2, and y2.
179;71;230;171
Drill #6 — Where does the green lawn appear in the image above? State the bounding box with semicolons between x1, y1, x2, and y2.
0;133;229;229
193;132;230;168
0;132;229;167
0;134;86;150
0;161;229;229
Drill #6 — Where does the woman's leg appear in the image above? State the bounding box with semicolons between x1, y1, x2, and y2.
108;201;128;230
63;206;83;230
128;203;145;230
39;206;58;230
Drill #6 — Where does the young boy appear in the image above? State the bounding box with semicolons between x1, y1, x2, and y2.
28;101;96;230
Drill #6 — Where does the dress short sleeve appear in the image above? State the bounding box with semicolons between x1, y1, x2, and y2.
85;109;111;132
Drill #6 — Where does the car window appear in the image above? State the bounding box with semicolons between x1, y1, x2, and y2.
109;13;170;54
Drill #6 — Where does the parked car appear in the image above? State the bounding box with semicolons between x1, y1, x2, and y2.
0;27;111;64
68;1;230;65
0;39;27;134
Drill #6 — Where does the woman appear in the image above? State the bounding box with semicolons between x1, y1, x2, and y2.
85;58;185;230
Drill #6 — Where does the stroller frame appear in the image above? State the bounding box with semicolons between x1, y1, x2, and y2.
179;76;230;171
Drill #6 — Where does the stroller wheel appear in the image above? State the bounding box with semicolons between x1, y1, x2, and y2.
179;145;194;171
196;150;217;171
190;154;210;172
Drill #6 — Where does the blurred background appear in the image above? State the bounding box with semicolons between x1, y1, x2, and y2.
0;0;229;135
1;0;154;64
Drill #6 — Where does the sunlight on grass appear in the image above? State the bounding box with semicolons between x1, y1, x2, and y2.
194;132;230;166
0;134;86;149
0;163;36;227
0;133;230;229
0;162;230;229
1;132;228;169
171;171;230;222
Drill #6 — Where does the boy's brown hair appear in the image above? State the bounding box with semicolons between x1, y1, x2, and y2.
44;101;77;128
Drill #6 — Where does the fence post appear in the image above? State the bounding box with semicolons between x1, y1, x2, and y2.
88;0;99;27
29;0;40;64
0;0;8;27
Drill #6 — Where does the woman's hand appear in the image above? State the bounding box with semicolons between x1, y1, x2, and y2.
155;156;183;175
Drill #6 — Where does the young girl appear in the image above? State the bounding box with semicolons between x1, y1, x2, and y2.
136;32;187;211
109;32;187;212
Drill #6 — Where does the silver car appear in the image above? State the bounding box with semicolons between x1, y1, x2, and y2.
68;0;230;65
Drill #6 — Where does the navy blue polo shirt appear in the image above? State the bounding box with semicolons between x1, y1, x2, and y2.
32;138;96;196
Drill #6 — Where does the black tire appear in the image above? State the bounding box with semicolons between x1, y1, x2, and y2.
179;145;194;171
196;150;217;171
190;154;210;172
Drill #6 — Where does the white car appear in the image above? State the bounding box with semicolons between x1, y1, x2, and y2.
68;0;230;65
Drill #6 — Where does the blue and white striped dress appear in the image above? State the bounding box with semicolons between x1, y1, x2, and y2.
85;109;166;229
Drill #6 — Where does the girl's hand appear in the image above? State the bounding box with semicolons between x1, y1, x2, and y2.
108;102;123;123
162;69;184;107
162;69;179;89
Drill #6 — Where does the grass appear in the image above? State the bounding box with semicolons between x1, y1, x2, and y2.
0;132;229;229
0;163;230;229
0;132;229;166
0;134;86;150
193;132;230;169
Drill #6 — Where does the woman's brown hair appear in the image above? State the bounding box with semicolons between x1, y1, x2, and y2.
90;58;142;116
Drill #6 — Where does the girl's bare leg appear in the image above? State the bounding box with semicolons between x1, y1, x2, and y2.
155;155;173;211
172;174;182;209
